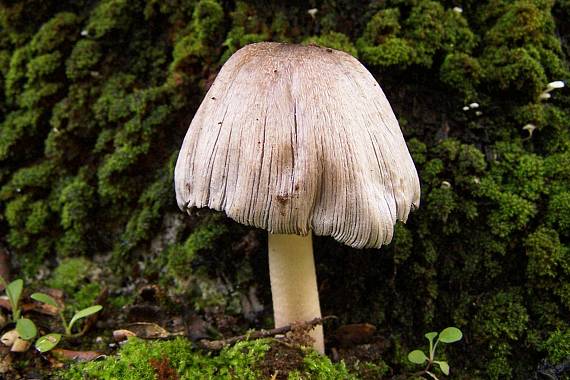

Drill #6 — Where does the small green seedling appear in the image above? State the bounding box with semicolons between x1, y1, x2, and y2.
1;277;39;342
408;327;463;379
31;292;102;352
35;333;62;353
1;277;23;321
16;318;37;340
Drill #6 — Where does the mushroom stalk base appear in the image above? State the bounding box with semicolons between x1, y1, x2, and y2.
268;233;324;354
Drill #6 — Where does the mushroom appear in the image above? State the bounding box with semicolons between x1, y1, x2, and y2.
175;42;420;354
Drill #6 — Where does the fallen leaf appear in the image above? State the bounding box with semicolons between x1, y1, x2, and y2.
125;322;170;339
1;330;19;347
112;329;136;342
11;337;31;352
51;349;104;362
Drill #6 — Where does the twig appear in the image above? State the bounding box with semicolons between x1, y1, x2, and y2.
199;316;337;350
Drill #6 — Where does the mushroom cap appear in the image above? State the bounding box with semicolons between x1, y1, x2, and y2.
175;42;420;249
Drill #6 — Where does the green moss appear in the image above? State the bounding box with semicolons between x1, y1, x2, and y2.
58;177;94;230
474;291;529;341
525;228;563;281
28;12;79;54
167;216;228;279
61;337;270;379
303;32;358;57
26;51;62;81
86;0;131;39
547;192;570;236
544;329;570;363
45;257;103;313
66;40;102;80
62;337;365;379
72;282;102;310
404;1;449;67
439;53;482;99
289;350;358;379
482;46;547;99
485;1;554;48
221;2;270;61
170;0;224;78
47;257;93;294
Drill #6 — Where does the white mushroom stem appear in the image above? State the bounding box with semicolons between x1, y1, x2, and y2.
268;233;324;354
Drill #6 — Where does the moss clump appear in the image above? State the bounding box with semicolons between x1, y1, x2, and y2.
61;338;364;380
303;32;358;57
47;257;92;292
356;2;475;68
543;329;570;363
46;257;101;310
167;216;228;279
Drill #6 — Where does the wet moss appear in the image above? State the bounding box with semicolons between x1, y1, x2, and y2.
61;337;364;380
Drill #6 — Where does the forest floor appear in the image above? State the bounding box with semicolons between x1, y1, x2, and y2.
0;279;396;379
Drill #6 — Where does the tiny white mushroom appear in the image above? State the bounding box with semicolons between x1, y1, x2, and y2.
546;81;565;91
80;30;89;37
523;123;537;138
462;106;469;111
307;8;318;19
469;102;479;109
453;6;463;13
441;181;452;189
539;92;551;100
475;111;483;116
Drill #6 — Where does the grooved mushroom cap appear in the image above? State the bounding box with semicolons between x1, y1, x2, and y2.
175;42;420;249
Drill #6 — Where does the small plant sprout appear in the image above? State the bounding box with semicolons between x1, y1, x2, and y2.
15;318;37;340
0;278;38;352
31;292;102;352
0;277;23;321
408;327;463;379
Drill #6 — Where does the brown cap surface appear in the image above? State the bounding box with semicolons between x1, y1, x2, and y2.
175;42;420;248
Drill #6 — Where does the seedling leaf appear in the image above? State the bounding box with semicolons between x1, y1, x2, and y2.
408;349;428;364
435;361;450;375
439;327;463;343
6;279;23;307
425;332;438;342
35;333;62;353
68;305;103;331
16;318;37;340
31;292;59;308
